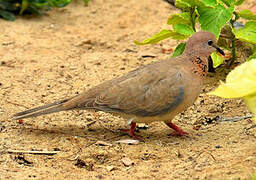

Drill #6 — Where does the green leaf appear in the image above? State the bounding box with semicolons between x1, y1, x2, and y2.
26;4;42;15
175;0;217;8
244;93;256;122
167;12;191;26
171;43;186;57
238;9;256;20
0;0;72;21
235;0;246;5
247;52;256;61
0;9;15;21
48;0;72;7
233;21;256;44
173;24;195;36
253;171;256;180
175;0;192;9
20;0;29;15
201;0;217;7
0;1;20;11
198;4;234;39
211;51;224;68
134;30;188;45
84;0;90;4
219;0;235;6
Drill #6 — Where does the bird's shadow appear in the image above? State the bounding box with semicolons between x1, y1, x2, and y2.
18;121;191;142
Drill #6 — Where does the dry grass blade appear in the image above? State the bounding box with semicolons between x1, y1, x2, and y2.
7;150;59;155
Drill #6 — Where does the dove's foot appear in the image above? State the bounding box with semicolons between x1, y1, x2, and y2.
165;122;189;136
121;122;143;141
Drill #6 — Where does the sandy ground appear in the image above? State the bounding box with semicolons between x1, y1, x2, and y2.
0;0;256;179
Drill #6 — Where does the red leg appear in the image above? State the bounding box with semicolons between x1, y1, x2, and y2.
121;122;143;141
165;122;189;136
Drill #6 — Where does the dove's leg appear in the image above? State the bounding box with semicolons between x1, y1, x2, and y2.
165;122;189;136
121;122;143;141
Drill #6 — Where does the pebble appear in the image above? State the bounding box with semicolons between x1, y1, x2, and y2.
95;141;113;146
215;145;222;148
116;139;140;145
121;157;134;167
106;165;115;171
208;104;223;113
85;115;93;120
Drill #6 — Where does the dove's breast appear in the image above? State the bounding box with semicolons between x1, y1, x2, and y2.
126;65;204;124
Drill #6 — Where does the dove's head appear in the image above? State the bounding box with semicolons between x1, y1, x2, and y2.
184;31;224;57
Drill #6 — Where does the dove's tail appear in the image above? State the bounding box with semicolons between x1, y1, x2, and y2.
12;99;71;120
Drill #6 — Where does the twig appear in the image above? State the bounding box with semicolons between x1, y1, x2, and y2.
219;34;232;39
245;124;256;131
5;100;29;109
84;120;96;127
6;150;59;155
85;141;97;148
209;153;216;161
217;115;253;122
67;154;80;161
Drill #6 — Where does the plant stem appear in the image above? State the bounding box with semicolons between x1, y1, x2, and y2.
190;7;196;32
229;31;236;67
228;12;239;67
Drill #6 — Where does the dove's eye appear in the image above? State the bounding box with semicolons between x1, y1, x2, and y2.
208;40;213;46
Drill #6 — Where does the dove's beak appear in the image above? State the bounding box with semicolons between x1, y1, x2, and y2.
212;44;225;56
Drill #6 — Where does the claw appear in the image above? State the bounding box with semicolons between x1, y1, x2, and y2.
166;122;189;136
121;122;144;141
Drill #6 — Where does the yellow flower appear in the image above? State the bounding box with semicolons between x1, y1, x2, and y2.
209;59;256;121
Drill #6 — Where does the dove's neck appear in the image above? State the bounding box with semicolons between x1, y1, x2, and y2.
188;55;209;78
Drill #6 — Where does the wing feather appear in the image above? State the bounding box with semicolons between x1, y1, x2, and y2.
93;67;185;117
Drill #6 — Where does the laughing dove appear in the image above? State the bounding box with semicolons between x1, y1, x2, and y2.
13;31;224;140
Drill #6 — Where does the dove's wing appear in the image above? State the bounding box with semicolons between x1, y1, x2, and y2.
90;66;185;117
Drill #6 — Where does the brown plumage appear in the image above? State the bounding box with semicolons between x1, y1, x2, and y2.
13;31;224;140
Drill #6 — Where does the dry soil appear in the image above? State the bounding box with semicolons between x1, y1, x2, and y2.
0;0;256;179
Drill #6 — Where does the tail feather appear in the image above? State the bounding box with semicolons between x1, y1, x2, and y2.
12;99;70;120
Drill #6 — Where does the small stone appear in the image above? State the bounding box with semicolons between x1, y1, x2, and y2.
161;45;173;54
106;165;115;171
2;41;14;46
98;116;104;120
69;66;76;70
95;141;113;146
74;159;94;171
1;61;6;65
175;150;183;158
76;39;93;46
121;157;134;167
208;105;219;113
193;125;201;130
137;123;149;129
14;155;33;166
85;115;93;120
53;147;61;151
94;62;101;66
116;139;140;145
215;145;221;148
